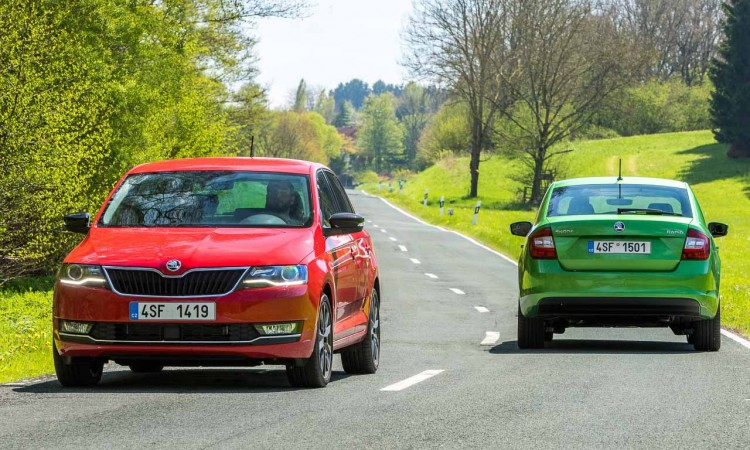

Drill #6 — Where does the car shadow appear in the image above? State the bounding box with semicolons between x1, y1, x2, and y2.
13;368;352;394
489;339;697;355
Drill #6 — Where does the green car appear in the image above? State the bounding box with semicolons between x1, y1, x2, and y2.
510;177;728;351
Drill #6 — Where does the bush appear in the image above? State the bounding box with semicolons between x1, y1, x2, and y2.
353;170;380;185
597;80;712;136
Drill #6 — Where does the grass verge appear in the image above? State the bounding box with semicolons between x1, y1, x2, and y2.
0;290;54;383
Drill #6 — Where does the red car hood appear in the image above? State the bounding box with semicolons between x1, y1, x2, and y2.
66;227;315;273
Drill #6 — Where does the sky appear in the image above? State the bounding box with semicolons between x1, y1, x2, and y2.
253;0;415;108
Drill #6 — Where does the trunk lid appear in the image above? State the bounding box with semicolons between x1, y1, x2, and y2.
549;215;692;272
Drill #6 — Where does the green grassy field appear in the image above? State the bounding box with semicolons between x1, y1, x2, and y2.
0;290;54;383
364;130;750;338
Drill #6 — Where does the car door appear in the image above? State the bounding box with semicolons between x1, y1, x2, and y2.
317;170;358;336
323;171;371;306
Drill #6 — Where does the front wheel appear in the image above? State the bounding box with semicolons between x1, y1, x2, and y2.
287;293;334;388
53;341;104;387
342;288;380;374
693;306;721;351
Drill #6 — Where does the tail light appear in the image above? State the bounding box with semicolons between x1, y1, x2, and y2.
529;227;556;259
682;228;710;260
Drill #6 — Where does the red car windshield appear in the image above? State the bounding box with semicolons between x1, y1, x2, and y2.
99;171;313;228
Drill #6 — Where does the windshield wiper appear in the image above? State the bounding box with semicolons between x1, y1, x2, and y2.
617;208;681;216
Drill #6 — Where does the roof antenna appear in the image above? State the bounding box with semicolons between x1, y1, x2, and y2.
617;158;623;181
250;135;255;158
617;158;623;198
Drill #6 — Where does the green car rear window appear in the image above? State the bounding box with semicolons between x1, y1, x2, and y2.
547;184;693;218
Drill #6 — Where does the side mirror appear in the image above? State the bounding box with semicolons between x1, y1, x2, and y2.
708;222;728;238
324;213;365;236
510;221;533;237
64;212;91;234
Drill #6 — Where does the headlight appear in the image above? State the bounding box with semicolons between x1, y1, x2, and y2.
58;264;108;287
242;265;308;288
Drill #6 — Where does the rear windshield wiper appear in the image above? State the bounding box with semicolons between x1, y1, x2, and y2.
617;208;681;216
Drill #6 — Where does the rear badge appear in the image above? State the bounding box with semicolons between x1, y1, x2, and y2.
614;222;625;233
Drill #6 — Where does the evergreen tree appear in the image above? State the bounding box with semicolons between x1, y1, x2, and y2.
710;0;750;158
333;101;356;128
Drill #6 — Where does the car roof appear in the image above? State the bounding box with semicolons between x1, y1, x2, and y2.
550;177;689;189
127;157;324;175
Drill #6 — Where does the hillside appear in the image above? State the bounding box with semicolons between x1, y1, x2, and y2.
366;130;750;336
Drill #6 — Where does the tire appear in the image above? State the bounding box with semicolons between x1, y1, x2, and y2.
693;305;721;351
287;293;334;388
341;288;380;374
544;331;554;342
53;341;103;387
129;363;164;373
517;304;545;349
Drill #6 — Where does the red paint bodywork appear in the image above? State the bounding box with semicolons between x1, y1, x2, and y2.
53;158;379;363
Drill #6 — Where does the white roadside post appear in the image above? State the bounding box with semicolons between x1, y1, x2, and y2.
423;189;429;207
472;200;481;225
399;180;405;194
439;196;445;215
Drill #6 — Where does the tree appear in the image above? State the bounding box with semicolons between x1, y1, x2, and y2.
710;0;750;157
417;102;471;166
293;79;308;112
496;0;635;204
397;82;435;168
358;94;405;172
257;111;341;163
331;79;371;110
333;101;357;128
405;0;513;198
313;89;336;124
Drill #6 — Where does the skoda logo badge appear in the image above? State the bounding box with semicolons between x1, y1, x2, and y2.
165;259;181;272
614;222;625;233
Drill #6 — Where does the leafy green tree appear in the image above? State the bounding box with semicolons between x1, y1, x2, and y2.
257;112;342;163
313;89;337;124
358;94;405;172
417;102;471;166
710;0;750;157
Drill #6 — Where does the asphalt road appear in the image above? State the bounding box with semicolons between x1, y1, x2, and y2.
2;190;750;449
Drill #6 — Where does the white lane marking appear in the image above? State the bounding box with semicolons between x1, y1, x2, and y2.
367;220;372;223
474;306;490;313
373;224;380;228
398;245;408;252
381;229;388;233
410;258;421;265
425;273;439;279
389;237;398;242
365;191;750;347
449;288;465;295
381;370;445;392
481;332;500;346
721;329;750;350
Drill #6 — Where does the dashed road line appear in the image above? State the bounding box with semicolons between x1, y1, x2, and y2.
449;288;465;295
389;237;398;242
373;224;380;228
425;273;439;279
481;332;501;346
381;370;445;392
410;258;421;265
380;229;388;233
474;306;490;313
398;245;408;252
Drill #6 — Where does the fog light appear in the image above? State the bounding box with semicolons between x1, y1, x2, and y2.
60;320;92;335
255;322;302;335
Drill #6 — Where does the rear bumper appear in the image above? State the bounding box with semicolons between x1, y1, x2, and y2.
520;259;719;319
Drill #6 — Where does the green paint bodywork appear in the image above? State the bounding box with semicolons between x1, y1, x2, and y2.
518;177;721;320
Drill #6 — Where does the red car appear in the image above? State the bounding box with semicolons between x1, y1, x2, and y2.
53;158;380;388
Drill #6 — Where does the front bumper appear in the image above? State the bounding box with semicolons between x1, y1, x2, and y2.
53;282;317;361
519;259;719;319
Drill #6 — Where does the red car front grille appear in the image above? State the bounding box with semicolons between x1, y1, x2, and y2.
104;268;246;297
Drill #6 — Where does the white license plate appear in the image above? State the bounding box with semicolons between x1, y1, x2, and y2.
129;302;216;321
588;241;651;254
